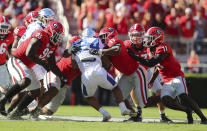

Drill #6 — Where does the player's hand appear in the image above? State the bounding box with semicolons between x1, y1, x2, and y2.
89;48;102;55
148;82;154;89
68;46;81;55
60;75;68;88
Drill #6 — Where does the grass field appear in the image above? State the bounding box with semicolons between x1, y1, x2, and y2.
0;105;207;131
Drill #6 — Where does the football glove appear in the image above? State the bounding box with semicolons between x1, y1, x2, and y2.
89;48;102;55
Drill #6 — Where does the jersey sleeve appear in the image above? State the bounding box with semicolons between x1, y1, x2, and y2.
156;43;171;54
107;38;122;48
31;30;47;43
13;26;26;37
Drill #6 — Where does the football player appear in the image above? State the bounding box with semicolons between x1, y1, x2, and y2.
64;28;135;122
0;16;14;97
89;27;149;122
0;21;67;119
127;27;207;124
30;37;82;118
124;23;172;122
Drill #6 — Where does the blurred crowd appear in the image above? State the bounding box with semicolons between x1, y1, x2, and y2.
69;0;207;54
0;0;49;30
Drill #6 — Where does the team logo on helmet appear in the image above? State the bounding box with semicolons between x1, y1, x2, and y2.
107;27;114;31
155;29;161;34
53;23;58;28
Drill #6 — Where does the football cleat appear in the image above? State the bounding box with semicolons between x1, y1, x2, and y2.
0;97;7;116
102;113;111;122
160;113;173;123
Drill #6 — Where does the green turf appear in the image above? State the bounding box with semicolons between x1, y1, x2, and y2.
0;106;207;131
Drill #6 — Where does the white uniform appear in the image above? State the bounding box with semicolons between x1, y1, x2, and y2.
74;37;117;97
7;57;40;91
0;63;11;94
147;69;162;93
161;76;188;98
45;87;67;113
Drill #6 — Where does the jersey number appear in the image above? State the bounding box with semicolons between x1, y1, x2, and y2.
90;39;99;49
39;48;54;60
0;43;7;54
162;46;168;52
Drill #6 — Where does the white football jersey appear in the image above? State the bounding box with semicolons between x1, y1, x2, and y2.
74;37;104;73
17;21;43;47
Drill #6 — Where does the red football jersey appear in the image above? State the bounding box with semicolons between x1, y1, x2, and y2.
13;26;26;37
57;57;81;86
124;40;149;70
12;29;57;68
147;42;184;83
108;38;139;75
0;31;14;64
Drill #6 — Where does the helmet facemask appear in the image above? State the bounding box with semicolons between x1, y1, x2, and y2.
99;33;107;44
129;32;144;46
143;35;161;47
0;23;11;39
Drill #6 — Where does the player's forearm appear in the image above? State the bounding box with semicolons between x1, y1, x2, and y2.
149;68;159;83
50;64;65;79
102;46;120;56
133;56;160;68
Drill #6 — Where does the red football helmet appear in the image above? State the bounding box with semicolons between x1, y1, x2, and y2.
45;21;64;46
99;27;118;44
24;11;39;27
0;16;11;37
128;23;145;45
143;27;164;47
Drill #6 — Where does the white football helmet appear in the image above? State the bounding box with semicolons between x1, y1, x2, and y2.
82;27;95;38
38;8;56;28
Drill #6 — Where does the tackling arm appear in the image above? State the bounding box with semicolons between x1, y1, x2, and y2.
90;43;121;56
11;35;21;53
149;67;159;84
127;48;170;68
47;53;67;83
26;37;50;71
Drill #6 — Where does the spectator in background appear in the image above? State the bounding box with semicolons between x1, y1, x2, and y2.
187;50;200;73
114;2;128;34
151;12;166;30
164;8;180;50
147;0;164;23
141;11;151;31
82;12;97;30
104;1;115;28
96;11;105;32
77;2;87;33
179;7;196;54
193;9;207;54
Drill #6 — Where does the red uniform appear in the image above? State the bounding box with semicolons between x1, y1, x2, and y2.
13;26;26;37
107;38;139;75
12;29;57;68
124;40;149;70
147;42;184;83
57;57;81;86
0;31;14;65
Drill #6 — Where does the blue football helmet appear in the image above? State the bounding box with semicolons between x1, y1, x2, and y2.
38;8;56;28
